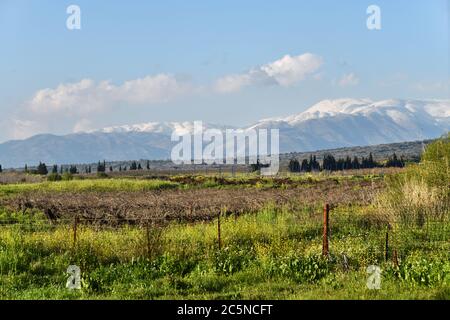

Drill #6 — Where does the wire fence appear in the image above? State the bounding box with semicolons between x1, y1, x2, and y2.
0;204;448;265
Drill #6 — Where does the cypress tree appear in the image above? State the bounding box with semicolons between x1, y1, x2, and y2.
300;159;309;172
69;165;78;174
352;156;360;169
337;158;345;171
323;154;337;171
368;153;375;168
386;153;404;168
97;161;106;173
37;162;48;175
322;155;328;171
288;159;301;172
344;156;352;170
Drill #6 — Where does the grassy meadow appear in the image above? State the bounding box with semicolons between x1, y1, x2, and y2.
0;136;448;300
0;205;448;300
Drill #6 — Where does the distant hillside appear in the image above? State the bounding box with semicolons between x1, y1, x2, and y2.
279;139;430;164
3;139;432;174
0;98;448;168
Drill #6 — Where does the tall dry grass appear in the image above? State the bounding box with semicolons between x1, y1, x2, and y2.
377;134;449;226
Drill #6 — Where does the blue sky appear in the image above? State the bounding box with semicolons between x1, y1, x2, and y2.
0;0;448;142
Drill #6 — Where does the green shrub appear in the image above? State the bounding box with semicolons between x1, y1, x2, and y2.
264;254;330;283
153;253;198;276
213;245;254;275
47;173;62;182
386;256;450;287
61;173;73;181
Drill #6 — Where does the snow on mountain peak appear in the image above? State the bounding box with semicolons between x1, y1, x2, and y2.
92;122;195;135
268;98;450;125
243;98;449;146
304;98;373;114
91;121;231;136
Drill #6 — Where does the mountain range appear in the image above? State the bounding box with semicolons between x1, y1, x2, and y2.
0;98;448;168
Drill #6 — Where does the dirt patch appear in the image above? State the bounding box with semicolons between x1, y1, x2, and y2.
1;179;384;225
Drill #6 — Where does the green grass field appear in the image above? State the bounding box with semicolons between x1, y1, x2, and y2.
0;136;448;300
0;170;386;197
0;203;448;299
0;179;180;197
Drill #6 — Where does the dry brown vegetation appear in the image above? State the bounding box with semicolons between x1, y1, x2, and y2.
0;172;43;184
1;178;383;225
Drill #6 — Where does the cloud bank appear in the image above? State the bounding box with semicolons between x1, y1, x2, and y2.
214;53;323;93
28;74;191;115
10;53;324;140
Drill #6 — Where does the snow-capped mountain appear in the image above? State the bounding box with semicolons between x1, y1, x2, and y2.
0;99;448;168
249;99;449;152
93;121;232;135
254;98;449;126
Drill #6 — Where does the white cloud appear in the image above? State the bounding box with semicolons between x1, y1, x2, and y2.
260;53;323;86
28;74;191;115
214;53;323;93
338;73;360;87
214;74;252;93
9;74;192;140
12;54;324;139
117;74;193;104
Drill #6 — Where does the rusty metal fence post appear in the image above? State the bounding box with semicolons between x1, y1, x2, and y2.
217;212;222;250
393;249;399;267
73;216;79;247
322;204;330;257
146;220;151;259
385;224;390;262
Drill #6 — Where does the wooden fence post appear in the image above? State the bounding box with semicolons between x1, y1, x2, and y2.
322;204;330;257
217;212;222;250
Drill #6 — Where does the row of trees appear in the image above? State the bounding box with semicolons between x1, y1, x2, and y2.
288;155;321;172
2;154;405;175
288;152;405;172
19;160;153;175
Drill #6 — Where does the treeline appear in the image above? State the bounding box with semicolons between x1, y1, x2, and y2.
8;160;153;176
288;152;405;172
